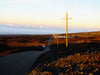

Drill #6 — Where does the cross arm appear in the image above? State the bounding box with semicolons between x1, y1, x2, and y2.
61;18;72;20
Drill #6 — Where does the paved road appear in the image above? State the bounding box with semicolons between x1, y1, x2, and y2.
43;37;53;53
0;37;53;75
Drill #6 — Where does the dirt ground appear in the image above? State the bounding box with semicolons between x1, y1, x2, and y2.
0;34;51;56
28;31;100;75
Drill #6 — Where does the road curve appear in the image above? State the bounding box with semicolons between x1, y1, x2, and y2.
0;37;53;75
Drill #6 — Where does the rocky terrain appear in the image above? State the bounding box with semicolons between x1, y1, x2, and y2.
0;35;51;56
28;42;100;75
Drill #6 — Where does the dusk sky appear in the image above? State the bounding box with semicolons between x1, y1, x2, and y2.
0;0;100;34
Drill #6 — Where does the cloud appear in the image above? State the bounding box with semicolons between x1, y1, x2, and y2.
0;0;47;4
9;24;13;26
40;26;43;28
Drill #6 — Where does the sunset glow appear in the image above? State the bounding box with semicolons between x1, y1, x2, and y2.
0;0;100;33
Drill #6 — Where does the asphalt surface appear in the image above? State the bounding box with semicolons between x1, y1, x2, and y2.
0;37;53;75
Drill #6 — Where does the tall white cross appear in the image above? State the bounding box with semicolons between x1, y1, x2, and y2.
62;13;72;47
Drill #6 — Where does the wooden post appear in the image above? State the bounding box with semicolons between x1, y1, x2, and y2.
56;33;58;47
66;13;68;47
62;12;72;47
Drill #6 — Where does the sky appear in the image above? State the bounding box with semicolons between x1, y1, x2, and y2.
0;0;100;33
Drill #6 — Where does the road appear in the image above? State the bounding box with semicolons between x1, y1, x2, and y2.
42;37;53;53
0;37;53;75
